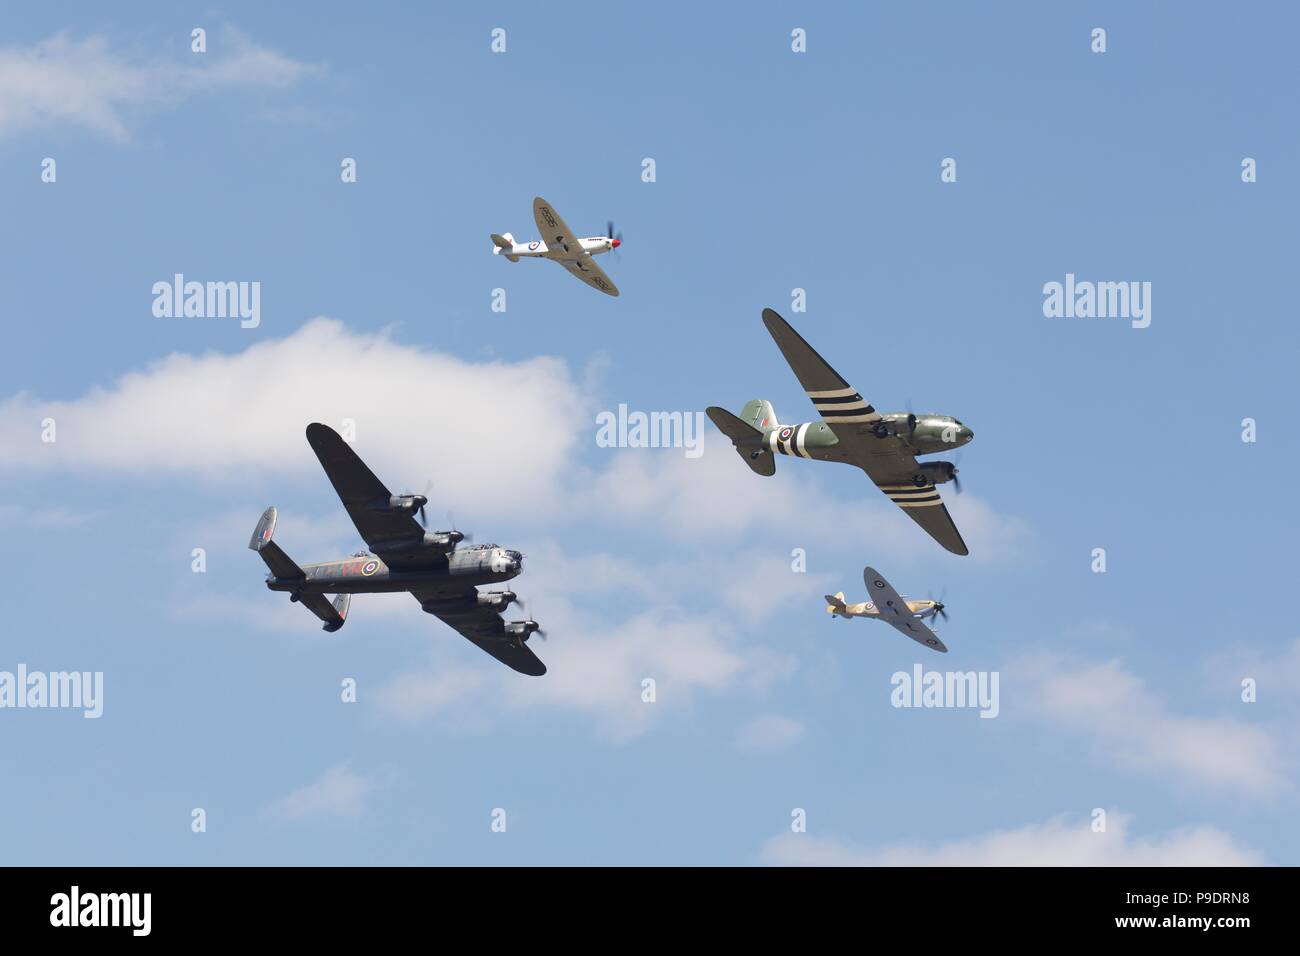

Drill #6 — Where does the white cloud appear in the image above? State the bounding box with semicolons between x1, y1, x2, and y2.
760;813;1264;866
0;30;317;141
264;764;377;820
0;318;587;520
1013;653;1286;797
1206;638;1300;705
736;713;806;753
378;604;767;741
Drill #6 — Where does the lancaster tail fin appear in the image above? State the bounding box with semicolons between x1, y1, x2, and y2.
248;506;304;580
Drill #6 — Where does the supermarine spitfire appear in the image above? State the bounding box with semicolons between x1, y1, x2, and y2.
826;566;950;653
249;423;547;676
491;196;622;297
707;309;975;556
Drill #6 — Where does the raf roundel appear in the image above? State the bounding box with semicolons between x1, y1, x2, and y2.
779;426;794;441
361;559;380;577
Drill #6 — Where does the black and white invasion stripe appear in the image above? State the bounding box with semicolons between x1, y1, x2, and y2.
767;423;813;458
807;386;881;424
880;483;943;508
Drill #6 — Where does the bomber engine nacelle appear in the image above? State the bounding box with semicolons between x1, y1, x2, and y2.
504;620;541;641
421;530;463;549
917;461;959;485
368;494;427;516
421;590;519;614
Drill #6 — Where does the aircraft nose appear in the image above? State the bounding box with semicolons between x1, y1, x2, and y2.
611;239;621;249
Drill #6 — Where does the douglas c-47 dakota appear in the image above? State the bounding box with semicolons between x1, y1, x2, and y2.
249;423;547;676
707;308;975;556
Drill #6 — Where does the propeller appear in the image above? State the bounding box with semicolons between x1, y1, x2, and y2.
446;511;473;545
928;590;949;622
404;479;434;527
606;220;623;259
528;611;547;641
904;400;917;437
949;452;963;494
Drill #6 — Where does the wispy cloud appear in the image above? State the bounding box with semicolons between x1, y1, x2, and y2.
1012;652;1286;797
264;764;378;821
0;29;318;141
760;813;1263;866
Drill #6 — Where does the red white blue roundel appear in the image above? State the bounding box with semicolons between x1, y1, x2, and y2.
361;559;380;576
528;240;540;251
779;426;794;441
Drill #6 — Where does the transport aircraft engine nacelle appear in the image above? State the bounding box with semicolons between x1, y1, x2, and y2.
916;461;959;485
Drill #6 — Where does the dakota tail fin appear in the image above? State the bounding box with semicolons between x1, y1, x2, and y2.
740;399;778;430
706;406;775;477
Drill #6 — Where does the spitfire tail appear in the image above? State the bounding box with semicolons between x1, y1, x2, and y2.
491;233;519;262
825;592;847;615
705;406;776;477
740;399;778;430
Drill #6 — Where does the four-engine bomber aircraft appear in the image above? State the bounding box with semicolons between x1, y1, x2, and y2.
826;566;950;653
249;423;546;676
707;309;974;556
491;196;621;297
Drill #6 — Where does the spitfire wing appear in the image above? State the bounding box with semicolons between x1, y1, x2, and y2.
557;254;620;297
760;309;967;556
411;587;546;677
863;567;947;652
532;197;585;258
305;422;424;553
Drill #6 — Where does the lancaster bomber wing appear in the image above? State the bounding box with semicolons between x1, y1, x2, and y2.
305;423;424;553
411;586;546;677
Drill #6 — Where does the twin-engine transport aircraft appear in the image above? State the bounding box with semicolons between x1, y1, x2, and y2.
249;423;546;676
706;308;975;556
491;196;622;297
826;566;950;653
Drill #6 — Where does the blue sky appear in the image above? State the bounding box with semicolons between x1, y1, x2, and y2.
0;1;1296;865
